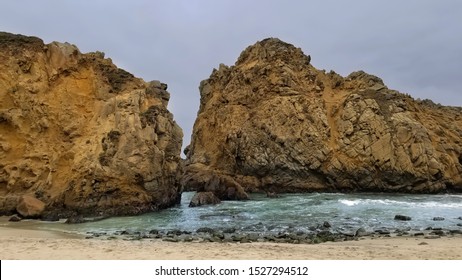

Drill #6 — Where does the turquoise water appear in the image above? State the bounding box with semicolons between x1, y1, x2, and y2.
6;192;462;235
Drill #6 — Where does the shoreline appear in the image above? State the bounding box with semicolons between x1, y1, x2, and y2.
1;226;461;260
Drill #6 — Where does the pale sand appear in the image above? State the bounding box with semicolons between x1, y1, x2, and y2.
1;227;461;260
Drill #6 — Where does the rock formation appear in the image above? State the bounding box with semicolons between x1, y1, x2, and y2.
0;32;183;218
189;191;220;207
183;38;462;198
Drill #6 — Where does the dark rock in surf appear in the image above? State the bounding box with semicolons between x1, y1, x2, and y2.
40;212;60;221
375;229;391;235
433;217;445;221
149;229;159;235
65;215;86;224
8;214;22;222
223;227;236;234
431;230;446;236
355;227;368;237
266;192;281;198
394;215;412;221
196;227;216;234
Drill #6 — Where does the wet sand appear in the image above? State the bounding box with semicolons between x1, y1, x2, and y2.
1;226;461;260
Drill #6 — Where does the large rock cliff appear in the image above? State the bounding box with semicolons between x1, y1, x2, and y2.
183;38;462;198
0;32;183;218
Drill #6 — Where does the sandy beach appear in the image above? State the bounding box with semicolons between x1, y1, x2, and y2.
1;226;461;260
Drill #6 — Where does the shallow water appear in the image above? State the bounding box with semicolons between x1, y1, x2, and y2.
5;192;461;235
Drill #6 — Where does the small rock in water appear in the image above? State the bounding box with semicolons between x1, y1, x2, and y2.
189;192;221;207
414;232;425;237
223;227;236;234
183;236;194;242
196;227;216;234
149;229;159;235
355;228;367;237
458;217;462;220
40;213;60;222
65;215;86;224
167;229;183;236
431;230;445;236
8;214;22;222
394;215;412;221
457;223;462;227
432;217;445;221
424;236;441;239
162;237;179;242
323;221;332;228
213;232;225;239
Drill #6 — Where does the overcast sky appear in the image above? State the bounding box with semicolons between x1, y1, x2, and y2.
2;0;462;149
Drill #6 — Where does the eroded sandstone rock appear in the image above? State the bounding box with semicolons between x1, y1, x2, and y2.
16;195;45;218
0;32;183;217
184;38;462;197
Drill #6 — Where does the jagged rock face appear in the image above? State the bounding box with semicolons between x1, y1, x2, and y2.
0;32;183;218
184;38;462;196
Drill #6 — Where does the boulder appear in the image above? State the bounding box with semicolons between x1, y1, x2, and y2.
16;195;45;218
8;214;22;222
266;192;281;198
189;192;221;207
355;227;368;237
394;215;412;221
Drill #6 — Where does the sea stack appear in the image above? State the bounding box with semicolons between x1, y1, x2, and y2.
183;38;462;199
0;32;183;218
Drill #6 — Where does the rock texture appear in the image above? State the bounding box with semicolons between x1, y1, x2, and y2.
183;38;462;198
0;32;183;218
189;191;221;207
16;195;45;218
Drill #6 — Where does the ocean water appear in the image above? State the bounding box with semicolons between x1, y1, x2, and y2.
5;192;462;236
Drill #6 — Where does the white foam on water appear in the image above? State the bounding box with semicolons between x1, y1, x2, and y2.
340;198;462;209
339;199;361;206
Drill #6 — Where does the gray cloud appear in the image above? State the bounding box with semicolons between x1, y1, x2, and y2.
2;0;462;150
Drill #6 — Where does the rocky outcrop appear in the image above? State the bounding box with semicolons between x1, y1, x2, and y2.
0;32;183;218
189;191;221;207
183;38;462;197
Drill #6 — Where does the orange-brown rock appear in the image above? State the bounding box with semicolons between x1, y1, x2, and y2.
16;195;45;218
0;32;183;218
184;38;462;197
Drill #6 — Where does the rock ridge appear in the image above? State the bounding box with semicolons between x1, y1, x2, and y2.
0;32;183;218
183;37;462;200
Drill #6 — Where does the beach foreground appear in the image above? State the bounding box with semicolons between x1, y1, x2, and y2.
1;227;461;260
